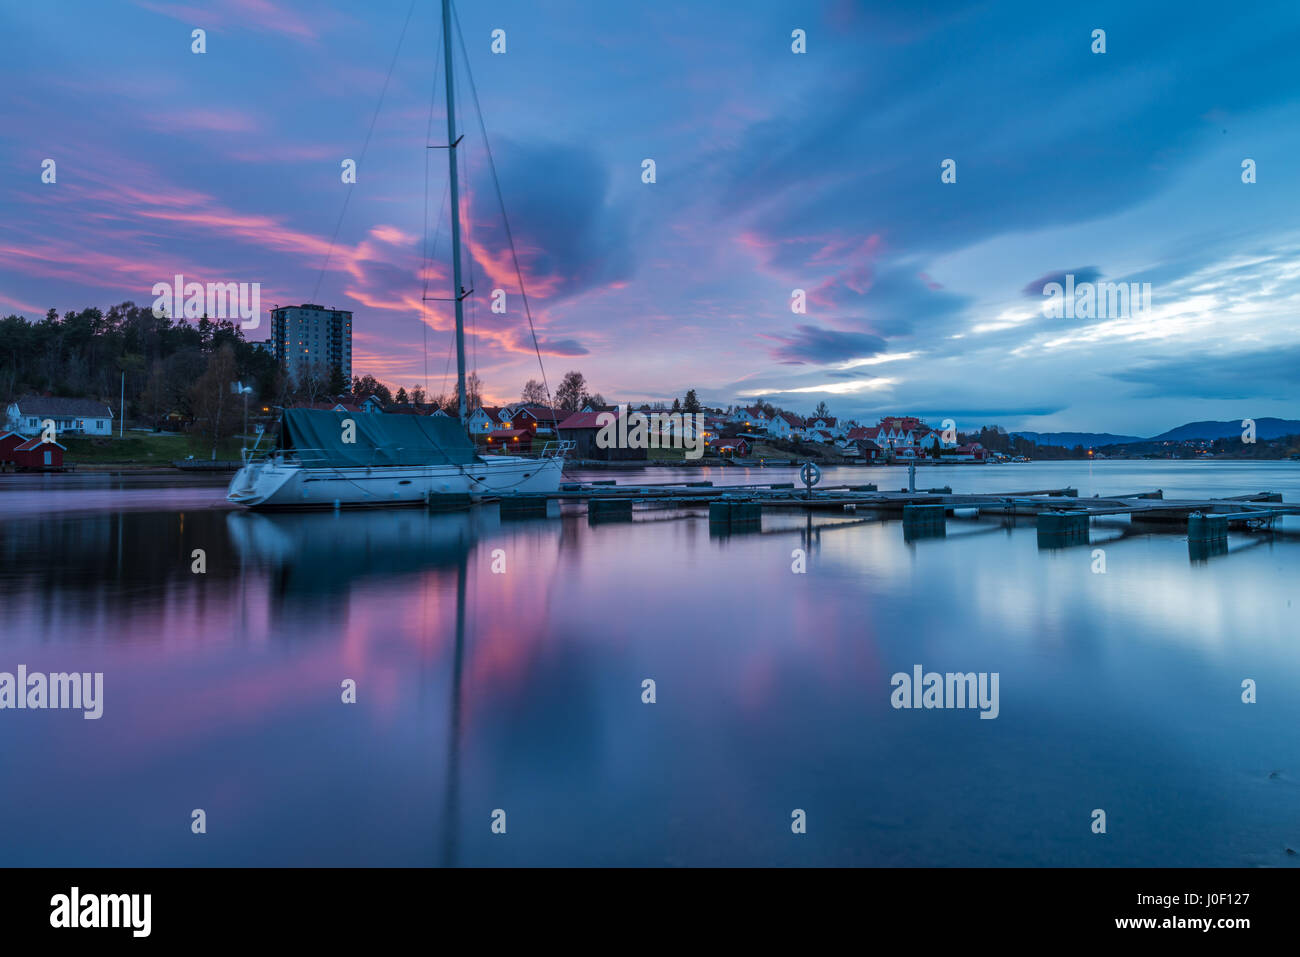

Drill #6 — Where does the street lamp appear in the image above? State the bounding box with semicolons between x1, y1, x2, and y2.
231;381;255;459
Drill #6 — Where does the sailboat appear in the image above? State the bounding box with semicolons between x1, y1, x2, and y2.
228;0;568;509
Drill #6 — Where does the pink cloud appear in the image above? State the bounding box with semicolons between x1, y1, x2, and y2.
133;0;320;43
146;108;261;135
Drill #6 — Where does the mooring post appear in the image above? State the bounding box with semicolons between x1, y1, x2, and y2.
1187;512;1228;542
908;461;916;493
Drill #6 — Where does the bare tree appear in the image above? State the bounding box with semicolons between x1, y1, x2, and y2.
466;372;483;411
520;378;549;405
190;345;240;460
554;370;588;412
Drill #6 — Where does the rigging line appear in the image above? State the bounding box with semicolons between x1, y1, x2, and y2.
452;1;558;435
311;0;418;305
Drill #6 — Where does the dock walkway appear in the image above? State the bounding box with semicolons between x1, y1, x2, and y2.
444;478;1297;552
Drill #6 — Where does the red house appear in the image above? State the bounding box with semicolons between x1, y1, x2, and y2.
485;429;532;453
709;435;750;457
0;431;24;466
11;436;66;470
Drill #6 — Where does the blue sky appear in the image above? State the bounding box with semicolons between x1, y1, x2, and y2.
1;0;1297;434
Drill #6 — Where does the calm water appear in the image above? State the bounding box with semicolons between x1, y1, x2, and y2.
1;461;1298;866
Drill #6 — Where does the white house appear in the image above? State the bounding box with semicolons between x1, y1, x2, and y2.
730;406;769;429
5;395;113;436
466;406;511;436
867;416;932;449
806;416;846;438
916;429;942;452
766;411;803;439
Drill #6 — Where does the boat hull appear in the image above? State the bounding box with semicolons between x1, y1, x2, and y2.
227;455;563;509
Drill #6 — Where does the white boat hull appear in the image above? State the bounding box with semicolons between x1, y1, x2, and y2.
227;454;564;508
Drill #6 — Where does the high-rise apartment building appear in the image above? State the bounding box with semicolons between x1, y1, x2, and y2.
270;304;352;386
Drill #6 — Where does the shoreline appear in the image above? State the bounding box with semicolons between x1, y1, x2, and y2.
1;457;1295;484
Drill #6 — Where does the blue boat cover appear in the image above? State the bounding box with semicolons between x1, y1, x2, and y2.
277;409;479;467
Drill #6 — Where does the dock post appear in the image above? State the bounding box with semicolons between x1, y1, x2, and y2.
499;496;550;519
903;503;946;525
426;492;472;511
1037;511;1089;546
588;498;633;524
1187;512;1228;542
709;501;761;531
902;503;946;541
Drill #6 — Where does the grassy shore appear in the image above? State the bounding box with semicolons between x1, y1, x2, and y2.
60;433;246;468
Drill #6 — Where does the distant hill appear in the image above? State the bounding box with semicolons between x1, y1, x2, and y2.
1147;418;1300;442
1014;418;1300;448
1012;431;1145;448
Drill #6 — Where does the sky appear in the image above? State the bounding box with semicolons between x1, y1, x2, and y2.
1;0;1298;435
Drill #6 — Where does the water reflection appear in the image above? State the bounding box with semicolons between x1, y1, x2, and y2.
3;466;1300;866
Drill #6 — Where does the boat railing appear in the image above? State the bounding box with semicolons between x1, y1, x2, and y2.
537;439;575;457
241;445;419;469
241;440;570;470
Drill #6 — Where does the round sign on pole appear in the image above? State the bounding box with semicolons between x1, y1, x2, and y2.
800;461;821;493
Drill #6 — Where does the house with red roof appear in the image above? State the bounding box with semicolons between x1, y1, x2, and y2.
949;442;989;462
484;429;532;453
766;411;804;440
466;406;512;438
709;435;750;457
728;406;769;429
507;404;559;436
805;415;846;438
0;430;26;467
10;435;66;470
556;410;647;460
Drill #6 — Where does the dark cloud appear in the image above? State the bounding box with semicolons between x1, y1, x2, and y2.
765;324;887;364
534;337;589;357
908;406;1066;421
812;265;971;332
708;3;1300;272
1110;346;1300;399
483;139;635;302
1021;267;1102;298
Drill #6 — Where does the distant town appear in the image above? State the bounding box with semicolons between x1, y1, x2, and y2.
2;302;1297;470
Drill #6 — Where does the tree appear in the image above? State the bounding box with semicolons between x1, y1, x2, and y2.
554;370;588;412
671;397;681;412
520;378;549;405
352;374;392;405
190;345;240;459
588;392;606;408
683;389;701;414
301;371;329;404
410;385;426;407
814;401;830;420
466;372;483;411
327;366;348;396
395;387;408;405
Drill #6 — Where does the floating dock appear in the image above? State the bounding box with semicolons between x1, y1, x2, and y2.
464;478;1298;556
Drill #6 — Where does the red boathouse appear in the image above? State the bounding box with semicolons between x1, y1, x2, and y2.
11;436;66;470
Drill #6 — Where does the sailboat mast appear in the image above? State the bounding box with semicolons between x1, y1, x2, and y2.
442;0;469;425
